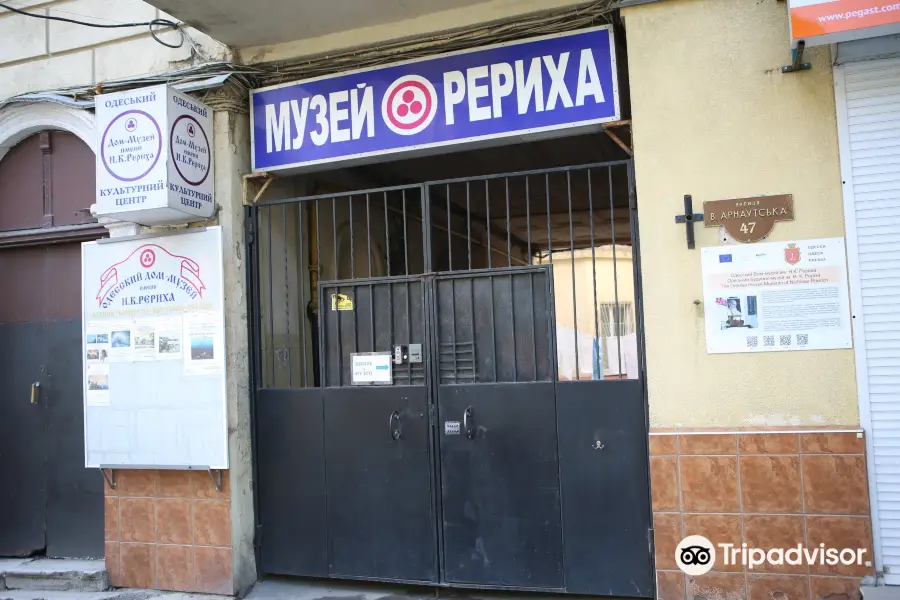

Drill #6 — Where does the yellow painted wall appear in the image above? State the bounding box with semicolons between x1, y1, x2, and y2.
623;0;857;428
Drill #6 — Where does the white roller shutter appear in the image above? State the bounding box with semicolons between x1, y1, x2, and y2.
836;56;900;583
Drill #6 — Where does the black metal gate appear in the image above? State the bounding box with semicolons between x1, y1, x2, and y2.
320;276;435;582
434;267;562;589
248;161;653;596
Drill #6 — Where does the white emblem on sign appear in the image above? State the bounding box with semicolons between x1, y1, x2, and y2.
381;75;438;136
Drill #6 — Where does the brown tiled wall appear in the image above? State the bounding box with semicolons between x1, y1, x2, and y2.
651;431;873;600
104;469;233;594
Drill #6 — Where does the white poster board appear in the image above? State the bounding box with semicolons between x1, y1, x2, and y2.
701;237;853;354
81;227;228;469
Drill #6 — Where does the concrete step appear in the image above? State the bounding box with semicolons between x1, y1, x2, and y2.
0;591;224;600
0;559;109;593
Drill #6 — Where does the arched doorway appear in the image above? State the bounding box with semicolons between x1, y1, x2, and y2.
0;129;106;558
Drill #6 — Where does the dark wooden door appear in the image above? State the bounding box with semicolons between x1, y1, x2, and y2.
0;131;104;558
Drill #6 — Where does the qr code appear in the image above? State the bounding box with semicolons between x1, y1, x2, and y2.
780;335;792;346
797;334;809;347
746;336;759;348
764;336;775;347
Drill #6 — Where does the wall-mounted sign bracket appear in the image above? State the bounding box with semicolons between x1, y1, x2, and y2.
241;172;275;206
101;468;117;490
208;469;223;492
782;40;812;73
602;120;633;157
674;194;704;249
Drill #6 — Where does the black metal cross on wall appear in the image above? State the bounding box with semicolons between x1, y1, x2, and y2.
674;194;704;249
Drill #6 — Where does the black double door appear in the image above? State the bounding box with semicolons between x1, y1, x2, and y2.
255;264;653;595
321;267;562;589
257;267;563;588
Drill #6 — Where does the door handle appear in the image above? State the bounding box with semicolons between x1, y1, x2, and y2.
464;406;474;439
30;382;40;405
389;410;402;440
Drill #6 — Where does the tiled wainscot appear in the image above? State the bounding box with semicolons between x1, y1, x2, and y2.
104;469;233;594
651;431;873;600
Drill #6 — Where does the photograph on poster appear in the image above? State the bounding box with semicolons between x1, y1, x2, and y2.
87;333;109;344
111;330;131;348
85;363;111;406
86;347;108;363
107;324;135;362
132;322;157;361
191;336;214;360
159;335;181;354
88;373;109;390
134;331;155;349
716;296;759;329
155;316;183;360
183;311;224;375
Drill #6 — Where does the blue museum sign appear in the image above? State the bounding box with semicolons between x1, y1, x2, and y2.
251;26;619;172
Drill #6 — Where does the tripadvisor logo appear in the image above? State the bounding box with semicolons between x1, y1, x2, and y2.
675;535;871;575
676;536;715;576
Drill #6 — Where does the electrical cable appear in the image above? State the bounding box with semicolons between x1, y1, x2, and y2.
0;1;183;48
257;0;616;85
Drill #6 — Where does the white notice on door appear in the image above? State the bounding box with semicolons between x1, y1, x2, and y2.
351;353;393;385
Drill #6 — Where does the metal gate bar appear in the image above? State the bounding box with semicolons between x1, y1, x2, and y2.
252;160;635;387
432;267;554;384
253;185;425;389
425;160;633;381
319;276;425;387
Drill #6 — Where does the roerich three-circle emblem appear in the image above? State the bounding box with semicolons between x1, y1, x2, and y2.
139;248;156;268
381;75;438;136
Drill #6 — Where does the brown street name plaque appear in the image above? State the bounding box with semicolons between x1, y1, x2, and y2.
703;194;793;243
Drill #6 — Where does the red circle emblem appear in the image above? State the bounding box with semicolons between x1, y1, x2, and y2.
385;81;431;131
381;75;438;136
139;248;156;268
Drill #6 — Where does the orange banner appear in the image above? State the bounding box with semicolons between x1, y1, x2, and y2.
791;0;900;39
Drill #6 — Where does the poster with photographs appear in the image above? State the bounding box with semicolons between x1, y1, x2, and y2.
85;323;110;364
183;311;224;375
85;363;110;406
701;237;852;354
133;321;157;361
155;316;183;360
108;323;134;362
